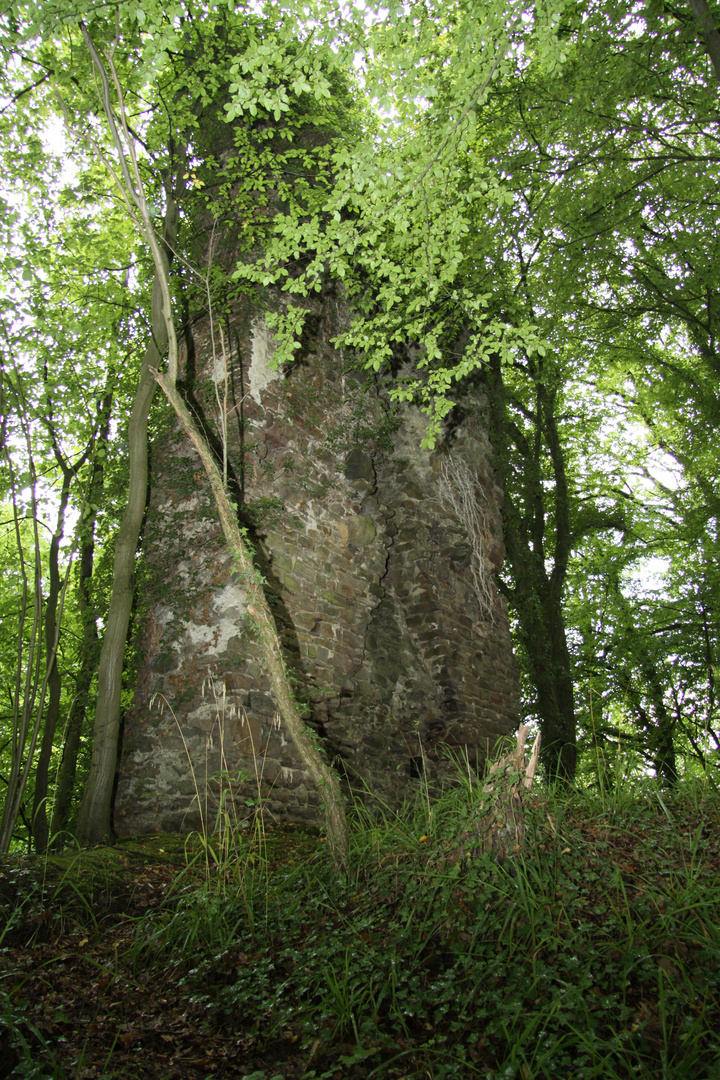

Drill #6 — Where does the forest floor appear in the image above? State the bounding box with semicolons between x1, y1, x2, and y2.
2;779;720;1080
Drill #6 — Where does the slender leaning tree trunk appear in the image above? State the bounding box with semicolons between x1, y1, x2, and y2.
75;208;176;846
50;525;98;844
51;385;113;846
31;478;72;853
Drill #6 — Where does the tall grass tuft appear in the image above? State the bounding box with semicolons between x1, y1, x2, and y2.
133;686;277;969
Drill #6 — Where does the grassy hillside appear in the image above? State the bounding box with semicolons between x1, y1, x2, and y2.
2;766;719;1079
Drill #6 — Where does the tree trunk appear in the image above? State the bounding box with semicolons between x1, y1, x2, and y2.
75;210;176;847
689;0;720;84
31;481;71;853
51;391;111;846
520;591;577;781
49;555;97;845
486;352;577;782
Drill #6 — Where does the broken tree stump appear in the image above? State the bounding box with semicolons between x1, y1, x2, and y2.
451;725;541;865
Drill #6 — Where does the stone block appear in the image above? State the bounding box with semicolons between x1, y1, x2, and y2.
344;448;375;483
249;692;276;716
224;672;253;691
229;712;262;755
338;515;376;548
271;551;295;574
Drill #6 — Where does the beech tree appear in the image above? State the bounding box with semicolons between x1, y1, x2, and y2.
471;0;720;779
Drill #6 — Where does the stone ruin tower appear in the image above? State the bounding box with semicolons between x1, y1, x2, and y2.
113;303;520;835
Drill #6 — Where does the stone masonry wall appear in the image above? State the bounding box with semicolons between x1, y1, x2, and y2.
113;303;519;836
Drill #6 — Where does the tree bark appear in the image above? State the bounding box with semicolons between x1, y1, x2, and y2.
49;535;97;845
31;480;71;853
486;352;577;782
51;386;112;846
520;589;577;780
689;0;720;84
